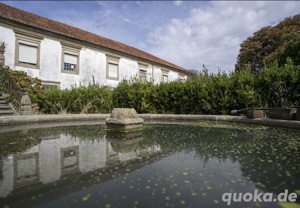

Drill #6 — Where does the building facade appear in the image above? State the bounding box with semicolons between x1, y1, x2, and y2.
0;3;189;89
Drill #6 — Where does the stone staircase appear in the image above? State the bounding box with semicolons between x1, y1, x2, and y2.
0;92;15;116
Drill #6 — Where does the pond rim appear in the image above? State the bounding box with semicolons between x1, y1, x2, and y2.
0;114;299;132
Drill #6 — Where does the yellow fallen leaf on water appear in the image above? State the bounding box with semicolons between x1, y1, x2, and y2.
278;202;300;208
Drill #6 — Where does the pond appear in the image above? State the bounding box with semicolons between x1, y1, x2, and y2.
0;122;299;208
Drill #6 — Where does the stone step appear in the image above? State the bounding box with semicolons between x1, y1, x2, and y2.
0;105;11;109
0;94;15;115
0;110;14;115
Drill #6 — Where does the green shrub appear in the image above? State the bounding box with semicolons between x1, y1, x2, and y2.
255;58;300;108
39;84;113;114
0;66;43;110
112;60;299;115
3;58;299;115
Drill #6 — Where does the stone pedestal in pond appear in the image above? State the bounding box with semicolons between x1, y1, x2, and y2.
105;108;144;131
247;110;264;119
269;108;297;120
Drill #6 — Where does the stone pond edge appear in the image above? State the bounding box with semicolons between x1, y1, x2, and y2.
0;114;299;130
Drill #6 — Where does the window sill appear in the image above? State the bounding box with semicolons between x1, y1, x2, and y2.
61;70;79;75
16;63;39;69
106;77;119;81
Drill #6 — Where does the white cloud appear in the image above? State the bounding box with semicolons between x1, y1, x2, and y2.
146;1;300;73
174;1;183;7
120;15;130;23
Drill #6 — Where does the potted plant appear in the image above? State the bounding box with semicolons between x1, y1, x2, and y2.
0;41;6;52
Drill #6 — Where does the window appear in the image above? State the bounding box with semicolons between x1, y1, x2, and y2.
41;81;60;89
179;74;186;82
61;146;79;176
106;54;120;80
162;70;169;83
108;63;118;79
61;44;81;74
19;42;38;65
139;69;147;82
14;153;39;187
64;53;78;72
138;63;149;82
15;31;42;69
163;75;168;83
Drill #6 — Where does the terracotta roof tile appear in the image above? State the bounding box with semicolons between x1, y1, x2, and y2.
0;2;187;73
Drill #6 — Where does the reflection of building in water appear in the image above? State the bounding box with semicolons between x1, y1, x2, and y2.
0;132;161;199
14;152;40;189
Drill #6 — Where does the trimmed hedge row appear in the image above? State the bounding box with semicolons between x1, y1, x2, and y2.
38;84;112;114
32;59;300;114
112;59;299;114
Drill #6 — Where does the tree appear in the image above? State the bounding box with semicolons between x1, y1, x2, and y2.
277;34;300;66
235;14;300;74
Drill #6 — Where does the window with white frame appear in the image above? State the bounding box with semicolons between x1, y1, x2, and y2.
139;69;147;82
61;44;81;74
163;75;168;83
138;63;149;82
18;42;38;65
15;32;42;69
106;54;120;80
179;74;185;82
64;52;78;72
162;70;169;83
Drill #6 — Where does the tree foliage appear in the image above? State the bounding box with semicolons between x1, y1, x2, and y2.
235;14;300;73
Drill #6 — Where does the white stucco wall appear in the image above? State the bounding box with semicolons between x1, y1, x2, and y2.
39;38;61;83
152;66;162;84
0;25;187;89
0;26;15;67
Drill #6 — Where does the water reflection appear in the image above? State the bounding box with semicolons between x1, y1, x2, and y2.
0;123;299;208
0;126;161;207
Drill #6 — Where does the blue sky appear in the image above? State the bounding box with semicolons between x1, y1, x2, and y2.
2;1;300;73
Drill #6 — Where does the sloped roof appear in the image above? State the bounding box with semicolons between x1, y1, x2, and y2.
0;3;187;73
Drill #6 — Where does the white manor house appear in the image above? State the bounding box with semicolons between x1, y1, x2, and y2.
0;3;189;89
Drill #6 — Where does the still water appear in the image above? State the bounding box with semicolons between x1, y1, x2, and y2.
0;122;299;208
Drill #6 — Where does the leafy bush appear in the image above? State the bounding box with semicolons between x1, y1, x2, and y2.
39;84;113;114
2;59;299;115
0;66;43;110
113;70;235;115
112;60;299;115
255;59;300;108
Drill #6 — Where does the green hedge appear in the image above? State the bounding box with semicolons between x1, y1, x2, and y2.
112;70;248;114
34;58;300;114
112;59;299;115
38;84;112;114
